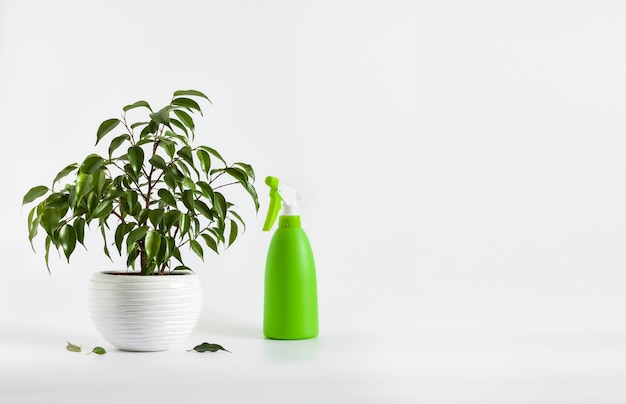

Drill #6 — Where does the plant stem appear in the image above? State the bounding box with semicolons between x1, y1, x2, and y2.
214;181;238;190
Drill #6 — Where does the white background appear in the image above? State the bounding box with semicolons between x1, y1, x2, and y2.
1;0;626;403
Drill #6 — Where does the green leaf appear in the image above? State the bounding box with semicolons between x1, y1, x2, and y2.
174;160;191;181
52;164;78;188
229;210;246;232
162;173;175;191
103;187;124;202
142;120;158;137
130;121;149;129
59;224;77;261
198;146;226;165
93;170;107;197
22;185;49;206
108;134;130;158
90;346;107;355
181;190;195;211
179;213;191;236
154;235;170;264
144;230;161;263
135;136;155;148
197;150;211;175
213;192;226;219
126;226;149;247
163;236;175;262
40;207;61;235
224;167;247;183
123;164;138;182
162;210;180;230
173;90;211;103
171;97;202;113
169;121;190;140
172;247;183;265
135;205;150;224
158;138;176;159
158;189;177;208
195;200;213;220
190;239;203;261
44;236;51;273
167;165;185;186
127;146;144;175
114;225;124;254
187;342;230;353
173;110;194;133
126;244;139;269
149;106;170;126
74;218;86;246
96;118;121;145
79;154;105;175
208;226;225;243
149;154;168;170
100;222;112;261
124;190;139;214
123;100;152;112
74;173;93;206
201;234;219;254
182;176;196;191
234;162;255;181
27;207;39;250
150;119;160;133
191;216;201;238
228;220;238;246
66;341;82;352
45;193;69;209
196;181;214;200
138;208;150;225
242;181;260;212
86;192;98;212
177;145;194;166
148;208;165;227
92;201;113;219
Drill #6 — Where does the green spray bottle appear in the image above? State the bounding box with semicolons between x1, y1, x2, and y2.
262;176;318;340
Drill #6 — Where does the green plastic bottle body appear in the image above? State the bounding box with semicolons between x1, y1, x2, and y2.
264;216;318;340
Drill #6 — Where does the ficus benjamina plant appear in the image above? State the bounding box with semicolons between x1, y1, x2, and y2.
22;90;259;275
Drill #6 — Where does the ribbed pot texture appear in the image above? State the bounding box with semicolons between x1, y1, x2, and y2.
88;271;203;352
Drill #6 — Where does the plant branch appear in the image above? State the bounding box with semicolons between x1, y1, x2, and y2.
111;207;125;223
121;112;136;145
213;181;238;190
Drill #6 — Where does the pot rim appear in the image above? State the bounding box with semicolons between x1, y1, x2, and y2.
92;270;198;278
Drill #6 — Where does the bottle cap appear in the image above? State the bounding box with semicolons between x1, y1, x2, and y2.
262;176;302;231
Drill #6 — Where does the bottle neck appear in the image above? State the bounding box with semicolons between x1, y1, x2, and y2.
278;215;301;228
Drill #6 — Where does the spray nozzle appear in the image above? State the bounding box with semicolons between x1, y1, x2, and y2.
263;176;302;231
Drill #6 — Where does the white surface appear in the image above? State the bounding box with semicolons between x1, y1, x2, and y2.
1;0;626;402
1;301;625;403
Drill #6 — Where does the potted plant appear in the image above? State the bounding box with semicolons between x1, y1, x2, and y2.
22;89;259;351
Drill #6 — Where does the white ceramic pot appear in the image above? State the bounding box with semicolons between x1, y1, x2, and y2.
87;271;202;352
